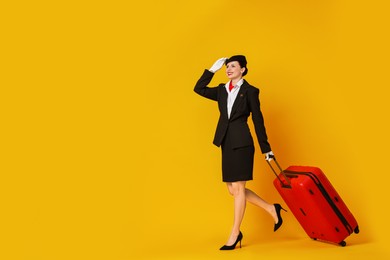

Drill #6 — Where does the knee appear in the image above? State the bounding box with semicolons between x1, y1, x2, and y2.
227;186;234;196
229;183;245;197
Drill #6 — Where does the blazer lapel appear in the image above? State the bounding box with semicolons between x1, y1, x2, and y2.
229;82;248;120
219;85;229;119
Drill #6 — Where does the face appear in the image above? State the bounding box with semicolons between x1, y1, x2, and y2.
226;61;245;80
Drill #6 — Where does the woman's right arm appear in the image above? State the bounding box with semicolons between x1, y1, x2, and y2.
194;57;227;101
193;69;219;101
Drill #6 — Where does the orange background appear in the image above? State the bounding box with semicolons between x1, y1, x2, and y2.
1;1;390;259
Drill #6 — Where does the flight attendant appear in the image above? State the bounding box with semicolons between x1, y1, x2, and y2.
194;55;286;250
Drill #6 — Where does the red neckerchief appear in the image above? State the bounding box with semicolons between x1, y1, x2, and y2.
229;81;234;92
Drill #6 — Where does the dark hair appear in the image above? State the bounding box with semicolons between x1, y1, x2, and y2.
225;55;248;76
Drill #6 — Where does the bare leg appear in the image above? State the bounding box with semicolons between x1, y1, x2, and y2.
225;181;246;246
245;188;278;223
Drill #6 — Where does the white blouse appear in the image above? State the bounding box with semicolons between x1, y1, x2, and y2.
225;79;244;119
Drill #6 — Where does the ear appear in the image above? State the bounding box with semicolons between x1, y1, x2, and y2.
241;67;246;74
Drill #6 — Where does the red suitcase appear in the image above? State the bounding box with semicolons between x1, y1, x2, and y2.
268;160;359;246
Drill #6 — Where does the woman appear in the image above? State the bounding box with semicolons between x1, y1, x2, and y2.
194;55;286;250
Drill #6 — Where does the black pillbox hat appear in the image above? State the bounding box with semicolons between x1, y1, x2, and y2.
225;55;248;76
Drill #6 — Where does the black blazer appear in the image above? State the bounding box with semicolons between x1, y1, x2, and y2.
194;69;271;154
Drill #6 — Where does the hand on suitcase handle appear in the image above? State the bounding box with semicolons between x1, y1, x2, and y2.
265;151;275;162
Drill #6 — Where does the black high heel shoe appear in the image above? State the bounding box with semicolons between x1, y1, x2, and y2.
220;231;243;250
274;204;287;232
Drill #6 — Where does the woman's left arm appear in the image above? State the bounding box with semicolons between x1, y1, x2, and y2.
248;87;272;154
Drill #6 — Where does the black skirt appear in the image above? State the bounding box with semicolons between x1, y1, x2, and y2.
221;131;254;182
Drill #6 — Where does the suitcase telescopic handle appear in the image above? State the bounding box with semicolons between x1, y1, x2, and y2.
267;158;292;188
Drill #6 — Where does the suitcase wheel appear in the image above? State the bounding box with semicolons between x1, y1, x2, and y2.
354;226;360;234
339;241;347;247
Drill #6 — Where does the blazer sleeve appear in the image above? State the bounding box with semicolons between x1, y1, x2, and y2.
194;69;219;101
248;87;272;153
